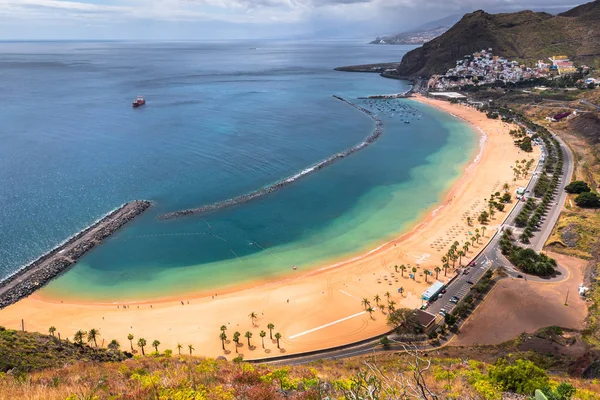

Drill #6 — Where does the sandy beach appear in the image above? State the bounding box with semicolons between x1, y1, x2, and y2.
0;96;539;359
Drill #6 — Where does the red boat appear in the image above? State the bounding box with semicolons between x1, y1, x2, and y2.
132;95;146;108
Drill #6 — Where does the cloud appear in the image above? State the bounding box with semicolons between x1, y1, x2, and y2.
0;0;588;39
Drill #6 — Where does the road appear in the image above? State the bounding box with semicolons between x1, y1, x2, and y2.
580;99;600;111
255;124;574;366
430;128;573;314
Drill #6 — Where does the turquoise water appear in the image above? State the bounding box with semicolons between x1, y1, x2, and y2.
0;41;476;302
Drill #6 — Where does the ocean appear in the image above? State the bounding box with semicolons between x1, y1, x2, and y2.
0;40;476;301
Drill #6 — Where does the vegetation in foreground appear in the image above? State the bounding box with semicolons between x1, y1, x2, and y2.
2;327;600;399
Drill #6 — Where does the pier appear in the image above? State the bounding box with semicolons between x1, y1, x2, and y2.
0;200;152;309
159;96;384;220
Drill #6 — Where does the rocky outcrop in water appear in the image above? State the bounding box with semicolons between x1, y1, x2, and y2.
0;200;152;309
159;96;384;220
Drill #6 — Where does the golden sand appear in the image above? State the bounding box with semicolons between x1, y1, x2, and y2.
0;96;539;359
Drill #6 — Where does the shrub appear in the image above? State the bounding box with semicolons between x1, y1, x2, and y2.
488;359;549;395
575;192;600;208
565;180;590;194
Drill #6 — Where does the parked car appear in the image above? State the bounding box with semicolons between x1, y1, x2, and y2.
467;280;474;285
463;269;470;275
450;297;459;304
439;309;447;316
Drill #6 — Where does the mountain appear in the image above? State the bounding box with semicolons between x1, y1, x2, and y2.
370;14;461;45
395;0;600;77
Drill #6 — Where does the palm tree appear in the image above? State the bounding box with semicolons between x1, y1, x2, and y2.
233;332;241;353
74;330;86;346
249;312;258;327
394;265;398;272
450;253;458;269
108;339;120;351
463;242;470;254
152;340;160;353
384;291;391;301
476;233;481;244
274;332;282;349
188;344;194;356
267;323;275;340
127;334;134;351
411;267;417;279
443;261;450;276
400;265;407;277
177;343;183;355
457;250;465;266
481;226;487;237
260;330;266;348
373;294;381;307
471;236;476;246
220;325;227;333
48;326;56;337
366;306;375;319
245;331;253;348
137;338;147;355
423;269;431;283
388;300;396;312
434;267;441;280
361;298;370;309
219;333;227;351
87;328;100;347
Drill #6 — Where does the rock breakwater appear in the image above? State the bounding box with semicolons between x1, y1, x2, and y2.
159;96;384;220
0;200;152;309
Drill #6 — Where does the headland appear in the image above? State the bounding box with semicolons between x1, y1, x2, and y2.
0;96;538;360
0;200;151;310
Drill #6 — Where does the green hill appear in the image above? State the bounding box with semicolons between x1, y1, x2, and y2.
0;326;129;373
395;1;600;77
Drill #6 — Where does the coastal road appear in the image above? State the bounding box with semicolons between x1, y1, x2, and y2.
255;124;575;366
431;128;574;314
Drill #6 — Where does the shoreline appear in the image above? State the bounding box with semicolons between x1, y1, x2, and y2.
0;95;535;360
35;96;480;307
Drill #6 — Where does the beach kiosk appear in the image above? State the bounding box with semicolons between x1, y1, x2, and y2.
421;281;445;301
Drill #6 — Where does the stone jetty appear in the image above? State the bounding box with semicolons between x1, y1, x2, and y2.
0;200;152;309
159;96;384;220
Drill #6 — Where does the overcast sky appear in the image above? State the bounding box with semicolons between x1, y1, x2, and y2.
0;0;588;40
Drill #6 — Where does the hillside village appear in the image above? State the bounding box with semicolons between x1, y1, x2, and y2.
427;49;595;91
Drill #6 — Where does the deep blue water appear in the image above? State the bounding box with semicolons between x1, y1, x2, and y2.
0;41;476;300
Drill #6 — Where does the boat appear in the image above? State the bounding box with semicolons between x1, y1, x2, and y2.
132;95;146;108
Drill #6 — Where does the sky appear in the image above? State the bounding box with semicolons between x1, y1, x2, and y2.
0;0;589;40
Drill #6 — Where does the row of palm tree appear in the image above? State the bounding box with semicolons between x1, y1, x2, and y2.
362;292;398;318
219;324;282;353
